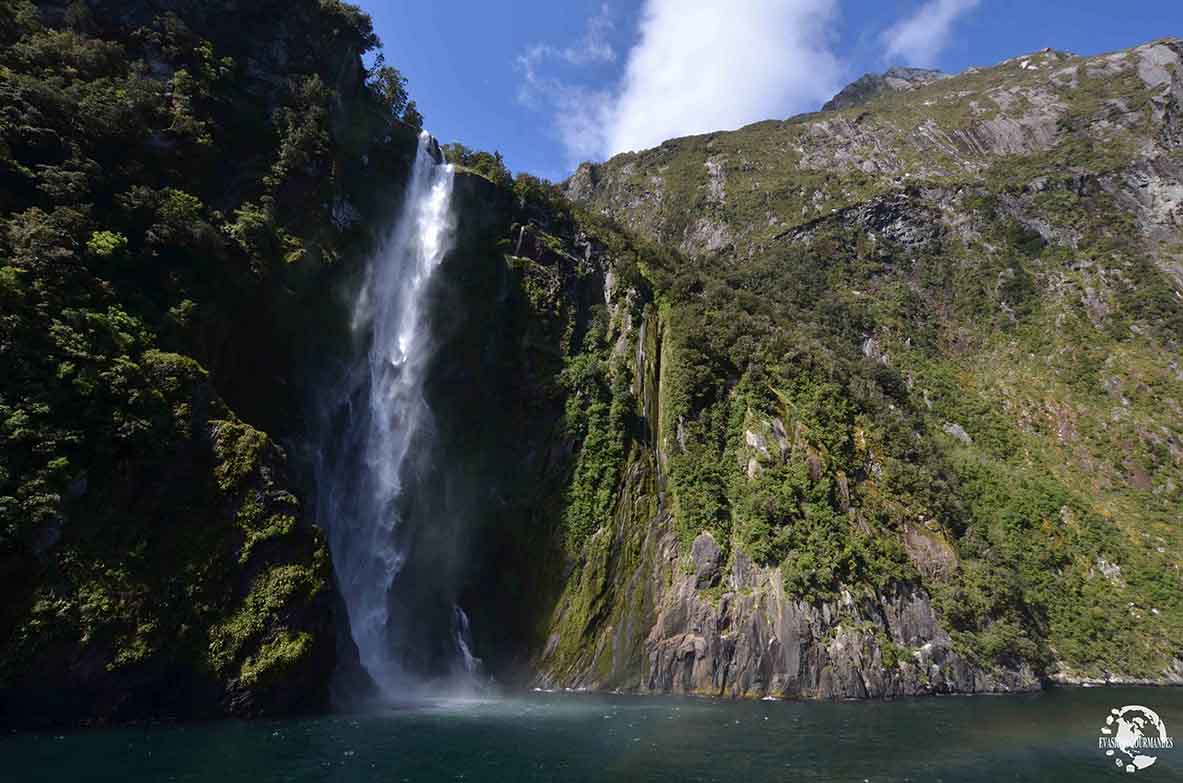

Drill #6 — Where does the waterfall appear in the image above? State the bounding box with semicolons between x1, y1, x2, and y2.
316;131;478;700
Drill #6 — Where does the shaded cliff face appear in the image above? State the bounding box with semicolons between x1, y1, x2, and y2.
0;0;414;726
0;354;338;725
510;39;1183;695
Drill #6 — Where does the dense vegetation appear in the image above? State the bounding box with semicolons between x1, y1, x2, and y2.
559;43;1183;681
0;0;421;725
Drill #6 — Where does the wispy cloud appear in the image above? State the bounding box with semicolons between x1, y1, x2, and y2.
882;0;980;68
517;0;841;169
515;4;618;163
516;3;616;93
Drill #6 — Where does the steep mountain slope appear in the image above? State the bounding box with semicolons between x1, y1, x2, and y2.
518;39;1183;695
0;0;419;726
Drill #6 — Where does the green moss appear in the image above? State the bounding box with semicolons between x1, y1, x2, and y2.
207;561;326;674
212;420;270;494
697;584;726;606
561;338;634;554
238;631;313;688
110;623;157;671
240;514;298;565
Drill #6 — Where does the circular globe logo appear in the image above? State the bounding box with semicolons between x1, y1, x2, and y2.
1099;705;1175;773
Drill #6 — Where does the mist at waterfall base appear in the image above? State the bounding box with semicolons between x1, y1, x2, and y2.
314;132;482;704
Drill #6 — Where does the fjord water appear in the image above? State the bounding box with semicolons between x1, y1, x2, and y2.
8;688;1181;782
314;132;475;698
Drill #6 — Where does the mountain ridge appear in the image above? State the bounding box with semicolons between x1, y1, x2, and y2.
821;65;950;112
528;34;1183;696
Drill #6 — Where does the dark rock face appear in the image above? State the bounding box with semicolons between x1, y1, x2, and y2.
535;468;1039;700
690;533;723;589
1164;91;1183;149
777;191;944;253
643;534;1037;698
821;66;948;112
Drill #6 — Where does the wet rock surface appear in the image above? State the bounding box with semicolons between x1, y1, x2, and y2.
643;529;1038;698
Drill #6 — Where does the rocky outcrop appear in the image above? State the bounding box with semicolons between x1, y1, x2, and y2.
642;542;1036;698
775;191;944;253
822;66;949;112
690;533;723;588
566;43;1183;257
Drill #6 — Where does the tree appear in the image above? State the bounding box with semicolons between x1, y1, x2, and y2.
402;100;423;130
442;144;512;187
367;55;408;120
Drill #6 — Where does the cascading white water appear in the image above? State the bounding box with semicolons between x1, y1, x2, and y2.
317;132;477;699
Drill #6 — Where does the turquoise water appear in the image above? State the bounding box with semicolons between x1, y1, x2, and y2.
5;687;1182;781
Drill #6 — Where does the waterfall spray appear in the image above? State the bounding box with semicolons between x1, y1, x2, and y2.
316;132;477;699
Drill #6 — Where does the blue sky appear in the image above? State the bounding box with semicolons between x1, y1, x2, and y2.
363;1;1182;182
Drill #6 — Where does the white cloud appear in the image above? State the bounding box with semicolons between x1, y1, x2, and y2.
607;0;841;156
882;0;980;68
518;0;841;168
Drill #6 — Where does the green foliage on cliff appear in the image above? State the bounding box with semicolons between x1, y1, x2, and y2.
640;188;1183;673
443;143;513;187
0;0;417;725
560;315;636;554
563;40;1183;682
645;225;955;601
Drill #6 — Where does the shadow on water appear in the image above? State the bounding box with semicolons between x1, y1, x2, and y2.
5;686;1181;782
